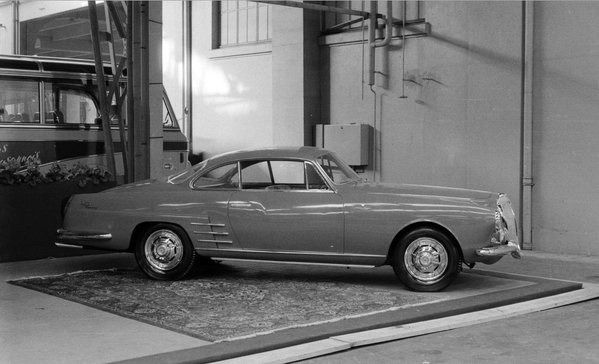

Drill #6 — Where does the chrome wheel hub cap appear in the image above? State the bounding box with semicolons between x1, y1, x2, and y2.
404;237;448;284
144;229;183;272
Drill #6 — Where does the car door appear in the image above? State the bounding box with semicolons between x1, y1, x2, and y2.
187;162;240;251
227;159;344;255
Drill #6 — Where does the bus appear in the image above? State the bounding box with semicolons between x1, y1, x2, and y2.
0;55;189;180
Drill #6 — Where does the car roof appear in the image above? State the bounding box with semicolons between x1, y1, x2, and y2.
203;146;329;168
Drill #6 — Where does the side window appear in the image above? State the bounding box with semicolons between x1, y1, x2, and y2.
270;161;304;185
317;155;349;184
240;161;271;189
0;78;39;123
192;162;238;189
306;163;328;190
44;85;98;124
240;160;308;190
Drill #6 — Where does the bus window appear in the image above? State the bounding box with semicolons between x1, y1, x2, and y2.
0;78;40;123
163;98;177;128
44;84;98;124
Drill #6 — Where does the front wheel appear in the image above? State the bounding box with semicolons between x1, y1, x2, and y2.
135;223;197;280
393;228;459;292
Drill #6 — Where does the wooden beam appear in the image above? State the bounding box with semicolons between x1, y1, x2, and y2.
88;1;116;181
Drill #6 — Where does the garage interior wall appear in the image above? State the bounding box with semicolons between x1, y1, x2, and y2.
191;1;274;156
2;1;596;256
532;2;599;256
162;1;185;129
186;1;598;257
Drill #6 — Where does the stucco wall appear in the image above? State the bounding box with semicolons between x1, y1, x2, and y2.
162;2;184;124
191;2;273;158
532;2;599;255
0;3;14;54
323;2;522;214
158;1;599;256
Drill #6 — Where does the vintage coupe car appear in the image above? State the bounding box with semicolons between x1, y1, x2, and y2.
57;147;520;291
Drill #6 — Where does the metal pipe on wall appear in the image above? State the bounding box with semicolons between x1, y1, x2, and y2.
373;1;392;48
12;0;18;54
367;1;377;86
182;1;192;155
368;1;393;182
520;1;534;250
368;1;393;86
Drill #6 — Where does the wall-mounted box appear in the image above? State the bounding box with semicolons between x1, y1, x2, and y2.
315;123;372;166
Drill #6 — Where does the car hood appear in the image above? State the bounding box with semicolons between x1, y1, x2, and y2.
344;182;498;209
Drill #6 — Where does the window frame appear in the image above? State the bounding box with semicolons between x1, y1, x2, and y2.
236;158;335;193
0;76;42;124
47;85;100;125
212;0;272;50
189;158;337;193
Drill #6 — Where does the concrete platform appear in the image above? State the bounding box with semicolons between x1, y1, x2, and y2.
1;251;593;364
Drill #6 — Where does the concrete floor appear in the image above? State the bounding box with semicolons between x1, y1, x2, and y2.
0;254;209;364
301;252;599;364
1;251;597;364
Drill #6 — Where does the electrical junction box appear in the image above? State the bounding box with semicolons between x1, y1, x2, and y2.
314;123;372;166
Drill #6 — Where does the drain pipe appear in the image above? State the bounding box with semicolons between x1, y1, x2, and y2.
367;1;377;86
368;1;392;86
368;1;392;182
374;1;393;48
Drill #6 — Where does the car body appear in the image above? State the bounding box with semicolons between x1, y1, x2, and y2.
57;146;520;291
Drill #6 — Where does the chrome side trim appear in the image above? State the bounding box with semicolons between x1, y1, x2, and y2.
215;258;375;269
191;222;226;227
197;239;233;244
56;229;112;241
54;242;83;249
195;247;386;259
193;231;229;236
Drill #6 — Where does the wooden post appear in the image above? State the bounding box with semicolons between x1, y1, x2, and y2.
88;1;117;181
104;3;129;183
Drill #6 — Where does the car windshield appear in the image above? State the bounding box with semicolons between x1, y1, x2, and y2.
316;152;362;184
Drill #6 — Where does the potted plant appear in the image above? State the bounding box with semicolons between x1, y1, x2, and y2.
0;157;115;262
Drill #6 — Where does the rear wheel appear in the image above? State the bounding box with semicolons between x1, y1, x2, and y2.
393;228;459;292
135;223;197;280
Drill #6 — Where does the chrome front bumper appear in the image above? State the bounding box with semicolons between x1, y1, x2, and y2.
477;241;521;259
55;229;112;248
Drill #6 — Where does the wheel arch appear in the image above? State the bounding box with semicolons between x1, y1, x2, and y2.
385;221;464;265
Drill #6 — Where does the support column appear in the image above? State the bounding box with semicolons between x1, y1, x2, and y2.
127;1;163;181
148;2;164;179
272;3;320;146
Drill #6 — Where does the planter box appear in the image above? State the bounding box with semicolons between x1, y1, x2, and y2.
0;181;116;262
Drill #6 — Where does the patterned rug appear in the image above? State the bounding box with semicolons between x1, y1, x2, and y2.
9;263;437;342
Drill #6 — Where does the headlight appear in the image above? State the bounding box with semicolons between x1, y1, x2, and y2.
494;193;519;244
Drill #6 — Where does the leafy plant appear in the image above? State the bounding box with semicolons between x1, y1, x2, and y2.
0;158;111;187
0;158;24;185
67;163;111;187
